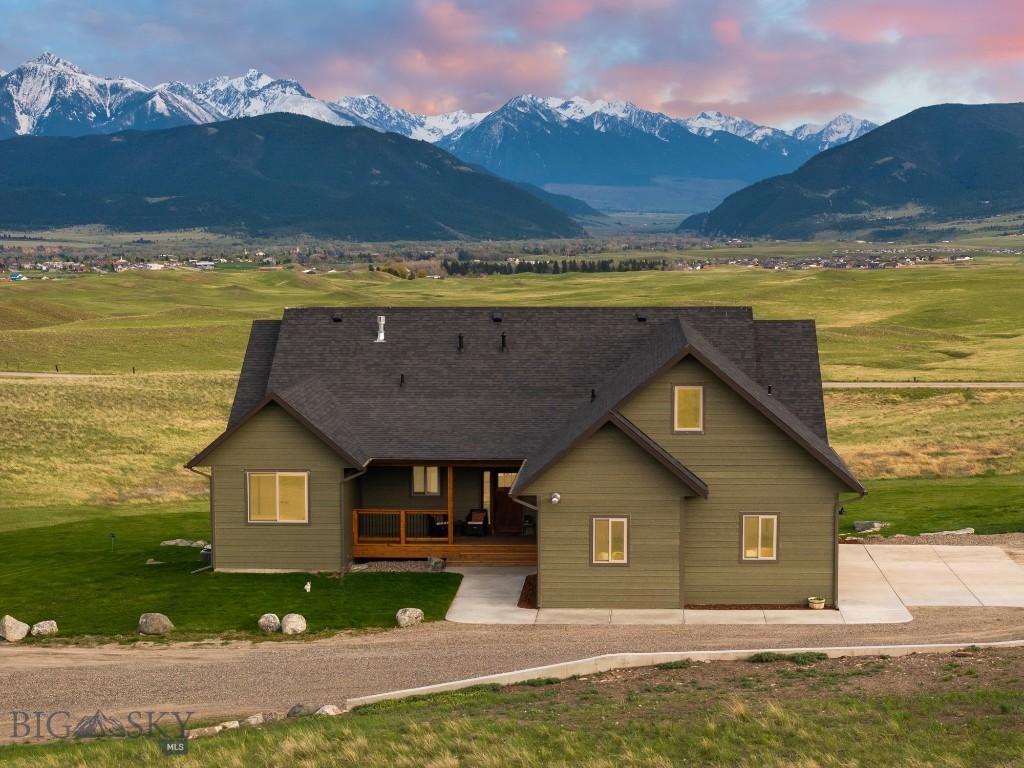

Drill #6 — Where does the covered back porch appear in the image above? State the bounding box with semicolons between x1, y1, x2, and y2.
351;464;537;565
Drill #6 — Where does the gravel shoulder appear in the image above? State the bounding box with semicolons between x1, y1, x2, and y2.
0;606;1021;743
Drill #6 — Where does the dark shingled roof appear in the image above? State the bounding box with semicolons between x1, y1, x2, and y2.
189;307;861;493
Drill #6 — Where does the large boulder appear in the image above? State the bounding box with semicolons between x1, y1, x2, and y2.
258;613;282;634
287;703;317;718
853;521;888;533
395;607;424;628
137;613;174;635
0;615;30;643
315;704;343;716
281;613;307;635
30;620;58;637
427;556;446;572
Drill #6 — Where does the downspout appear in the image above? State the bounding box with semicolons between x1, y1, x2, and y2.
187;466;214;570
341;462;371;573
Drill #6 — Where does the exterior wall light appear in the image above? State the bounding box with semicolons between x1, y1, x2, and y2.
550;492;561;504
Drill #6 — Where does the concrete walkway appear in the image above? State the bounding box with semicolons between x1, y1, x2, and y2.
445;545;1024;626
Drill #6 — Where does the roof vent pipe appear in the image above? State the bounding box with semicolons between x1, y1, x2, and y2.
374;315;386;343
500;332;507;352
590;388;597;402
458;333;464;352
767;384;773;396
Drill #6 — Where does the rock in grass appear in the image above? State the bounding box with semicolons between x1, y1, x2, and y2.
258;613;281;633
186;724;223;739
920;527;975;536
145;558;164;566
219;720;240;730
0;615;30;643
30;620;58;637
395;607;424;628
853;521;888;532
281;614;306;636
243;712;275;726
315;705;343;716
191;540;209;549
137;613;174;635
287;704;317;718
427;556;446;572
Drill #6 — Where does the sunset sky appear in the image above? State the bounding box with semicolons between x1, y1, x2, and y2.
3;0;1021;127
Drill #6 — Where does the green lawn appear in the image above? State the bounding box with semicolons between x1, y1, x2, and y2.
2;255;1023;380
842;475;1024;536
0;503;461;639
4;652;1022;767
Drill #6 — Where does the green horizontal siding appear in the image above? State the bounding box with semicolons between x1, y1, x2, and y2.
206;403;346;572
530;424;683;609
619;356;841;605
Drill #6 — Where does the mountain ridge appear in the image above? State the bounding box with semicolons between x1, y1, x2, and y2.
0;112;584;240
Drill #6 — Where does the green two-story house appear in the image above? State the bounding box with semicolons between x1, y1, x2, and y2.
188;307;863;608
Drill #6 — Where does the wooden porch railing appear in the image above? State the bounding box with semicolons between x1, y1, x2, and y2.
353;466;456;547
353;508;453;545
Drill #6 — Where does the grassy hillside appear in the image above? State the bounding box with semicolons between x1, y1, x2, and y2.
692;102;1024;239
2;256;1022;380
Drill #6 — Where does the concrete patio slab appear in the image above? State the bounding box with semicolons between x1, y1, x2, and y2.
610;609;685;625
837;546;913;624
536;609;612;624
864;546;981;606
685;610;766;625
931;546;1024;607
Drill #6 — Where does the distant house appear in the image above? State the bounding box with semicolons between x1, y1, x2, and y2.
188;308;863;609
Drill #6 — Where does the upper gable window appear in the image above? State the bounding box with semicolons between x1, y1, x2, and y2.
412;465;441;496
673;386;704;432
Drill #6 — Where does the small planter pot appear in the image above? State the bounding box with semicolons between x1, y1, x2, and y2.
807;597;826;610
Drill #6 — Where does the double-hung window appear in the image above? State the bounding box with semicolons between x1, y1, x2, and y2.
592;517;628;564
412;465;441;496
742;514;778;560
247;472;308;523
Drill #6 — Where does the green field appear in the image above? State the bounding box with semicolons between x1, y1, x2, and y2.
0;501;461;640
2;255;1023;380
5;649;1022;766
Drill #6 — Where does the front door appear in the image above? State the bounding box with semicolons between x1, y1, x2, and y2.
492;472;523;534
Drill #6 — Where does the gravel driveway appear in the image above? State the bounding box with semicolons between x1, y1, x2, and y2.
0;607;1021;743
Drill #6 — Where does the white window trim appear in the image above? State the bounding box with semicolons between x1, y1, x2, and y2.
673;385;704;433
742;514;778;561
246;471;309;524
592;516;629;565
412;465;441;496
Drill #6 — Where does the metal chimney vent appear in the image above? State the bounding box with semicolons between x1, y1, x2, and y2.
374;315;386;343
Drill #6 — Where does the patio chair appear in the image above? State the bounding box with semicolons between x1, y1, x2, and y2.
463;508;488;536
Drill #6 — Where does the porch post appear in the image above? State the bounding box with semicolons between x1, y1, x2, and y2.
447;465;455;545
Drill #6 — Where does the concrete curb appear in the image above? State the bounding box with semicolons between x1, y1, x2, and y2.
344;638;1024;709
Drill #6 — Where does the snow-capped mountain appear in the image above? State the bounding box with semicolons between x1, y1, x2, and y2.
790;113;877;150
188;69;366;127
0;53;881;212
0;53;163;138
334;94;487;142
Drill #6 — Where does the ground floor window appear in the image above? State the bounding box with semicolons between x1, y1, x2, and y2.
247;471;308;523
592;517;628;564
412;465;441;495
742;514;777;560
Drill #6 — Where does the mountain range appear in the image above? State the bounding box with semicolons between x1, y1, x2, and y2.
680;102;1024;239
0;53;876;211
0;113;583;240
